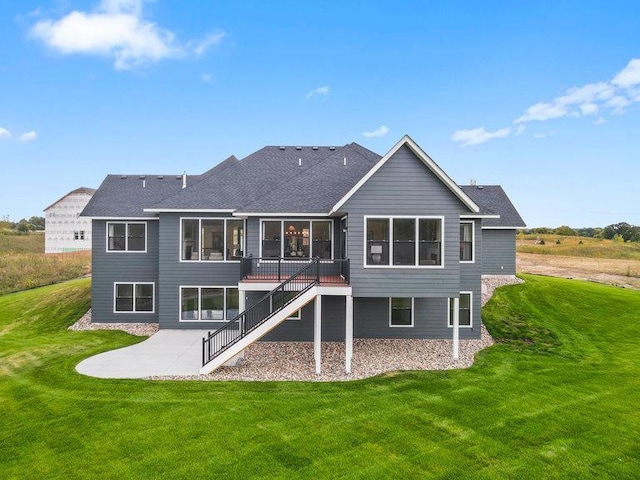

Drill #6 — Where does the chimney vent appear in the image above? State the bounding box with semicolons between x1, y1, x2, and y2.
182;172;187;189
298;158;302;167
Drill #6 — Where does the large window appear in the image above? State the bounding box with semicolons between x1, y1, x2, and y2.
180;286;239;321
460;222;474;262
114;283;154;313
271;290;301;320
261;220;332;259
448;293;472;328
107;222;146;252
181;218;244;261
366;217;442;266
390;297;413;327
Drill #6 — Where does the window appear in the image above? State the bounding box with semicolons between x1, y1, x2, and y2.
460;222;474;262
271;290;301;320
390;297;413;327
114;283;154;313
365;217;442;266
180;286;239;321
261;220;332;259
448;293;472;328
181;219;245;261
73;230;85;240
107;222;146;252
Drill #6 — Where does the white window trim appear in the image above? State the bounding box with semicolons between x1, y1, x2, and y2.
270;294;301;320
178;285;240;323
106;221;148;253
179;218;246;263
460;221;475;264
259;219;334;259
113;282;155;314
363;215;445;269
389;297;414;327
448;292;473;329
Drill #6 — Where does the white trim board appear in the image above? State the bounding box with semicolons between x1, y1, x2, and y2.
330;135;480;215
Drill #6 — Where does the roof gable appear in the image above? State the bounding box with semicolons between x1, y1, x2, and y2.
460;185;526;228
45;187;96;211
330;135;479;214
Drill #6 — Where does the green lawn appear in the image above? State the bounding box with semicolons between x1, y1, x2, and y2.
1;276;639;479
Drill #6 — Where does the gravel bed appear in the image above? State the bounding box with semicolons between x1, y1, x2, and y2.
68;309;159;337
74;276;522;381
481;275;523;306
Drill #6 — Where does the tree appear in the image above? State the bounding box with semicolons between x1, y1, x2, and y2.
554;225;577;236
603;222;640;242
28;216;45;230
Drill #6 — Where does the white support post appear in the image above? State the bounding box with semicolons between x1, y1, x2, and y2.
314;295;322;374
452;296;460;360
345;295;353;374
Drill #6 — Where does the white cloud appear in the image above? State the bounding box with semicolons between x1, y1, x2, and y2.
612;58;640;89
362;125;390;138
514;124;526;136
192;32;225;56
453;57;640;146
533;130;556;139
29;0;224;70
19;131;38;142
579;103;599;116
451;127;510;146
306;85;330;99
0;127;10;139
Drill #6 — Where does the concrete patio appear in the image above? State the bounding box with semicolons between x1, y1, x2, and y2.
76;330;209;379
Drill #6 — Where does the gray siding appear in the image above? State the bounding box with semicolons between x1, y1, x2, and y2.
354;297;480;339
158;213;241;329
460;219;482;331
341;144;469;298
90;219;159;323
246;292;480;341
482;229;517;275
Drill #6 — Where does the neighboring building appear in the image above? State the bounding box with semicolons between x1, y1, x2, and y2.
81;135;525;373
45;187;95;253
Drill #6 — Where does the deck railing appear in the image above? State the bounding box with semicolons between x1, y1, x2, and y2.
240;257;350;284
202;258;323;368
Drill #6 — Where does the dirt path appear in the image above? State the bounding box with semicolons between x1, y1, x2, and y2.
517;253;640;290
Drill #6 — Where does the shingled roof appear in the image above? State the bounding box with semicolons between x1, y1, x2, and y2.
460;185;526;228
145;143;382;213
81;174;201;218
81;141;524;226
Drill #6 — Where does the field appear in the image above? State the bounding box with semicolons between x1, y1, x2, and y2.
517;234;640;290
0;232;91;295
1;276;639;479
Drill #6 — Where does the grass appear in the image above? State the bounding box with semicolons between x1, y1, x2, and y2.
0;231;91;295
1;276;640;479
0;231;45;254
517;233;640;260
0;251;91;295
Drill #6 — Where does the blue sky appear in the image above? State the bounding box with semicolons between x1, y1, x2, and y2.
1;0;639;227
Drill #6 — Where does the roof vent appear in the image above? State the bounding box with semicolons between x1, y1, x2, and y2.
477;185;484;190
279;146;285;150
176;175;181;180
120;175;128;179
296;146;302;150
329;146;335;150
470;179;476;186
139;175;146;180
343;157;347;166
182;171;187;189
157;175;164;179
298;158;302;167
312;146;318;150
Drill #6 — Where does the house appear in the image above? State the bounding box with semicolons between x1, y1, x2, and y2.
45;187;96;253
81;135;525;374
